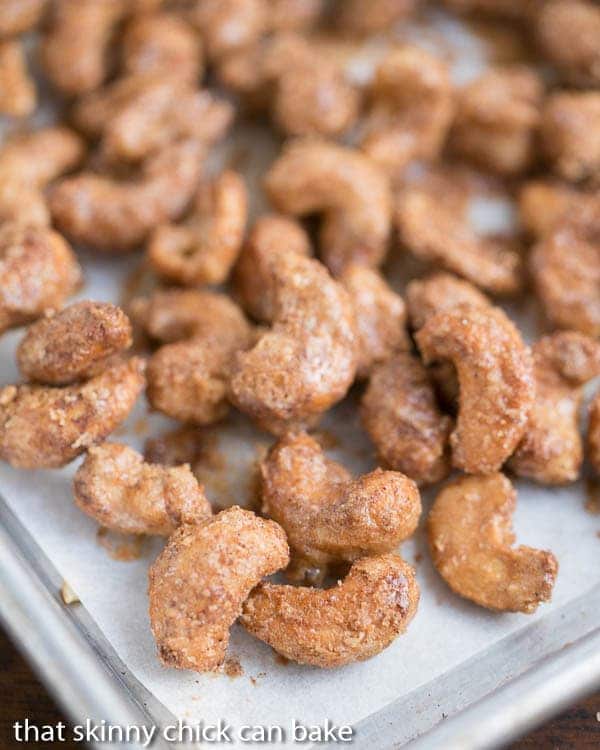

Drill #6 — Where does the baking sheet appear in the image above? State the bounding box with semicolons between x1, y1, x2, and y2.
1;10;599;748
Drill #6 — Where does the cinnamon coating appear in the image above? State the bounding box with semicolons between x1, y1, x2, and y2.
74;442;211;535
406;272;491;331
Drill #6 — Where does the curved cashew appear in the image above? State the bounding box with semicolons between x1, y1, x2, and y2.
0;40;36;117
148;170;247;286
0;357;145;469
519;180;599;239
264;139;392;275
416;306;534;474
428;473;558;613
241;553;419;668
148;506;289;672
49;139;204;251
74;442;211;535
508;332;600;484
229;250;358;434
361;351;452;485
0;0;47;37
0;223;82;335
361;46;453;177
261;432;421;578
17;301;132;385
406;272;491;332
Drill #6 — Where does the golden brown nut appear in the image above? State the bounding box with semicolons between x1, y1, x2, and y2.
339;265;409;378
0;40;36;117
537;0;600;87
441;0;542;20
336;0;419;34
0;0;47;37
428;473;558;613
0;183;49;227
530;207;600;336
122;11;203;83
49;139;204;252
189;0;266;60
361;351;452;485
541;92;600;182
148;170;247;286
396;174;522;295
229;251;358;434
0;357;145;469
0;223;82;335
148;506;289;672
450;67;543;176
361;47;454;178
587;391;600;474
266;0;322;31
406;272;491;331
508;332;600;484
265;139;391;275
519;180;600;239
74;442;211;535
17;302;132;385
416;306;534;474
241;554;419;668
261;431;421;577
40;0;124;96
233;214;312;323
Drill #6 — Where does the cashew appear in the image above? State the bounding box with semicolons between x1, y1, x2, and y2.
49;139;204;251
361;47;454;177
241;554;419;668
0;40;36;117
587;391;600;475
530;206;600;336
148;506;289;672
519;180;599;239
428;473;558;613
233;214;312;323
0;183;49;227
0;0;47;37
361;351;452;485
17;302;132;385
229;250;358;434
74;442;211;535
508;332;600;484
0;223;82;335
406;272;491;332
261;431;421;580
188;0;266;61
264;139;392;275
450;66;543;177
148;170;247;286
0;357;145;469
266;0;323;31
339;264;410;378
336;0;419;34
536;0;600;87
416;306;534;474
541;92;600;182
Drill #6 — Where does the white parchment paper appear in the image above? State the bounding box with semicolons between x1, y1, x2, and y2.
1;11;599;748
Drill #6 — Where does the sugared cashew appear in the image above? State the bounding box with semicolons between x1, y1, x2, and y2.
0;357;145;469
339;265;409;378
395;172;522;295
188;0;266;60
530;206;600;336
261;432;421;579
0;183;49;227
17;302;132;385
74;442;211;535
148;170;247;286
361;47;454;177
406;272;491;332
519;180;599;239
428;473;558;613
265;139;391;275
122;11;203;83
450;67;543;177
587;391;600;474
148;506;289;672
49;139;204;252
541;92;600;182
233;214;312;323
0;223;82;335
0;40;36;117
241;553;419;668
40;0;124;96
536;0;600;87
0;0;47;37
416;306;534;474
509;332;600;484
441;0;541;20
73;76;233;163
336;0;419;34
229;250;358;434
266;0;323;31
361;351;452;485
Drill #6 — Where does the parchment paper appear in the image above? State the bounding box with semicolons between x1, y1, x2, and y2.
1;11;599;748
